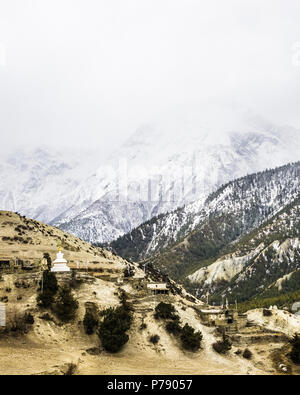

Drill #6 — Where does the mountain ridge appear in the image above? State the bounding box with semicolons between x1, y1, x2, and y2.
58;124;300;243
188;196;300;303
1;113;300;246
110;161;300;266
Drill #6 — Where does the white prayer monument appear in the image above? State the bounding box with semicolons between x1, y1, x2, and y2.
51;246;70;272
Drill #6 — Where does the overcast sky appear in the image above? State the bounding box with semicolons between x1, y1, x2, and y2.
0;0;300;155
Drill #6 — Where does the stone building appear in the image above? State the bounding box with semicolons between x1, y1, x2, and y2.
147;283;169;295
0;256;37;271
198;307;247;333
0;257;12;270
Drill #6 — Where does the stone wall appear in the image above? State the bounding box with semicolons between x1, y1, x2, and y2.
231;333;289;346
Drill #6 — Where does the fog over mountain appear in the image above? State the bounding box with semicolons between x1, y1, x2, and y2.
1;0;300;155
0;1;300;240
1;109;299;244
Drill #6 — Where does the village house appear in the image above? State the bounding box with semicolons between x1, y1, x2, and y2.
0;256;37;272
129;276;170;295
198;307;247;333
131;275;148;291
147;282;169;295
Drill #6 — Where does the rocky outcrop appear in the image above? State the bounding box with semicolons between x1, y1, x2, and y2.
188;244;265;286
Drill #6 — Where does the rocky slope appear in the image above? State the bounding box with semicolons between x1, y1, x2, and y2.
187;197;300;303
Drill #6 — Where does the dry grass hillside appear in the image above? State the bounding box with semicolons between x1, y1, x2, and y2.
0;270;270;375
0;211;298;375
0;210;126;274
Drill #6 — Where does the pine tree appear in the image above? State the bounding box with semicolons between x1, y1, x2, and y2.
98;306;132;353
290;334;300;364
54;285;78;322
180;323;202;352
37;270;58;308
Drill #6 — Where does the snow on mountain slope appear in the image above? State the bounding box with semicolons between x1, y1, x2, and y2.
57;200;156;243
0;147;99;223
1;111;300;245
110;162;300;271
187;196;300;302
56;112;300;243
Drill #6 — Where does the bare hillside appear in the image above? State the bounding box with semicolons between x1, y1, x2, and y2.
0;210;126;273
0;271;270;375
0;211;297;375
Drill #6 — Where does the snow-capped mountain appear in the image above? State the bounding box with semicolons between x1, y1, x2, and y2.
111;162;300;283
0;147;99;223
1;111;300;245
56;112;300;243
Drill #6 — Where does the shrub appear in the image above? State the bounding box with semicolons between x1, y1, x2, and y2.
64;363;77;376
119;290;133;313
139;323;147;331
41;270;58;293
212;333;232;354
53;285;78;322
83;310;98;335
154;302;178;320
98;306;132;353
69;269;82;289
24;313;34;325
39;313;53;321
37;270;58;308
165;319;182;335
6;311;32;334
9;316;27;333
263;309;272;317
290;334;300;364
86;347;101;355
180;323;202;352
0;296;8;303
242;348;253;359
37;289;55;308
149;334;160;344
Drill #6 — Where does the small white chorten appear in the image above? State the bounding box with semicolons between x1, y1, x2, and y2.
51;246;70;272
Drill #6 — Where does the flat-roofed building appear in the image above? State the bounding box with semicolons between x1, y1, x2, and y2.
198;308;247;333
147;283;169;295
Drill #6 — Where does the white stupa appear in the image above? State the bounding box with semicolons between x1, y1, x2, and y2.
51;246;70;272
